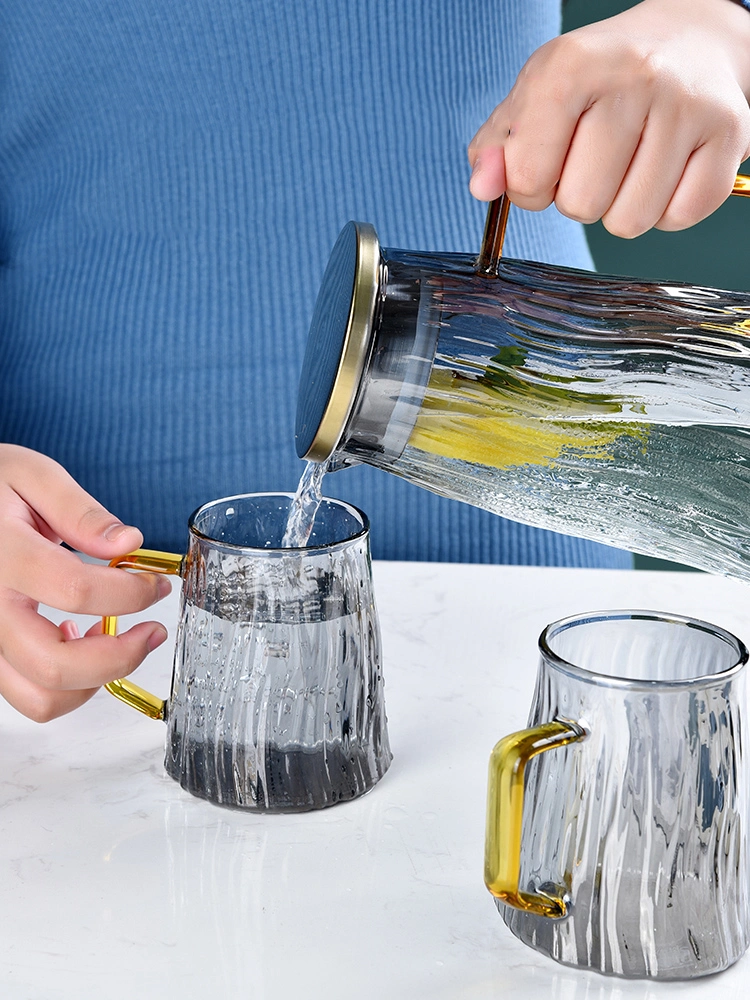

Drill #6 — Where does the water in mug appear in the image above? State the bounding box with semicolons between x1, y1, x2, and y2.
170;737;381;811
165;602;388;811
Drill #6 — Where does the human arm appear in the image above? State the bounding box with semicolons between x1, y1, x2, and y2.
468;0;750;237
0;445;169;721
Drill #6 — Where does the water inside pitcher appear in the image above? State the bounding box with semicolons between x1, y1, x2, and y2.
296;184;750;579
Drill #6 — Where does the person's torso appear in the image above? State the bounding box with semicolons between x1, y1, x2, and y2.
0;1;628;567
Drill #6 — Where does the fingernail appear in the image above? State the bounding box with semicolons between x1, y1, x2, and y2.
103;521;138;541
469;158;484;197
156;576;172;599
60;620;81;640
147;625;168;652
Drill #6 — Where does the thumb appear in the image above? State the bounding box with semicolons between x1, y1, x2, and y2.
5;446;144;558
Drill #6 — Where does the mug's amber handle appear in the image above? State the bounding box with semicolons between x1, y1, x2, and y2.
485;719;586;919
102;549;184;721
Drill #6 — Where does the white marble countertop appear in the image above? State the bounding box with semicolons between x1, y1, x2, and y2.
3;562;750;999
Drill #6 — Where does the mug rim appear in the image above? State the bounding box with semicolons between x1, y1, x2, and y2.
539;609;749;690
187;491;370;553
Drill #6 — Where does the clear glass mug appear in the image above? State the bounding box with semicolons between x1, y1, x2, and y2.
296;180;750;581
485;610;750;980
103;492;392;811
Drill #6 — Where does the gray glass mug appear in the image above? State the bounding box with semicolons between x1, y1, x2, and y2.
485;610;750;979
102;492;392;811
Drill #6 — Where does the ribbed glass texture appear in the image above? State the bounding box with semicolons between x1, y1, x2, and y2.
164;493;391;811
501;612;750;979
345;250;750;580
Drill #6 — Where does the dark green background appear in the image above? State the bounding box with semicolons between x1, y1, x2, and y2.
561;0;749;569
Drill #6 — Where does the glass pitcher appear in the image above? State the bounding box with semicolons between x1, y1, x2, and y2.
295;181;750;579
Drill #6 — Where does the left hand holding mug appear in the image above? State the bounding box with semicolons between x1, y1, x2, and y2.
0;445;170;722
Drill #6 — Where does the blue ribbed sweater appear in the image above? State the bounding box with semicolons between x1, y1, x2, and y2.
0;1;631;567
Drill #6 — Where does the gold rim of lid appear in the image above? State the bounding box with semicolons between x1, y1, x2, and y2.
303;222;381;462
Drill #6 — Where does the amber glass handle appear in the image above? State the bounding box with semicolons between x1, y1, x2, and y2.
102;549;184;721
476;194;511;275
484;719;586;918
478;173;750;276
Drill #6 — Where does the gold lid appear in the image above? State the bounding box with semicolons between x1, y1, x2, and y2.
296;221;381;462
